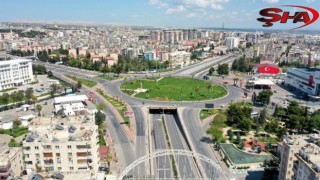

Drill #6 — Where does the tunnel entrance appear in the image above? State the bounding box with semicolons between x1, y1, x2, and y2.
149;107;177;114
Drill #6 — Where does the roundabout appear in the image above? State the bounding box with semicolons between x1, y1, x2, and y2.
121;77;227;102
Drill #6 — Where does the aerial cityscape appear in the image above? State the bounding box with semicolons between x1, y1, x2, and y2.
0;0;320;180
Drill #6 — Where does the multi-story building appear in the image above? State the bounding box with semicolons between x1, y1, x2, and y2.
225;37;239;49
0;143;24;179
279;134;320;180
0;59;34;91
23;114;100;175
143;51;157;60
285;68;320;97
167;51;191;68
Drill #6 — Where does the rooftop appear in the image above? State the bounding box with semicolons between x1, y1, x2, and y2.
0;59;32;66
54;94;88;104
24;115;97;143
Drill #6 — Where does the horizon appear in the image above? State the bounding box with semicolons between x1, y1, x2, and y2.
0;0;319;31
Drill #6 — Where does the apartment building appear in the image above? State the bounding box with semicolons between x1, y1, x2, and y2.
23;114;100;175
167;51;191;68
0;143;24;179
0;59;34;90
279;134;320;180
225;37;239;49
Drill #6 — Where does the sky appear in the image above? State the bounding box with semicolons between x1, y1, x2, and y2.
0;0;319;30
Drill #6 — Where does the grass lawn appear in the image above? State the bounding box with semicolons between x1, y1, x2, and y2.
200;109;226;120
0;127;29;138
97;75;121;81
37;92;50;97
49;76;71;87
121;77;227;101
98;131;106;146
0;88;17;93
66;75;97;87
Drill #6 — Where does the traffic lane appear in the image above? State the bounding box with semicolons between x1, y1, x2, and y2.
34;61;101;77
132;107;146;177
164;114;198;179
152;114;172;179
182;108;228;178
177;54;240;75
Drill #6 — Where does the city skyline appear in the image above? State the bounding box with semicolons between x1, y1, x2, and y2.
1;0;319;30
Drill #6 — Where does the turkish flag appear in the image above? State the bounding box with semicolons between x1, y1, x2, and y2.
258;65;280;74
309;75;313;86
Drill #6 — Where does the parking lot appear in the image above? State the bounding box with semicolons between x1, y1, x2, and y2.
0;75;59;97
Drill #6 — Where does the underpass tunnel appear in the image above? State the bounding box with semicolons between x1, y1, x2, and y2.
149;107;177;114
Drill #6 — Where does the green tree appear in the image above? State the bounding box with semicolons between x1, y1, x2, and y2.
208;67;215;75
77;81;82;89
12;119;21;129
105;154;113;168
229;131;234;141
25;88;33;103
95;110;106;126
50;84;57;98
257;90;273;105
47;70;53;78
36;104;42;116
252;92;257;103
258;108;267;125
217;63;229;75
31;96;37;107
238;118;253;132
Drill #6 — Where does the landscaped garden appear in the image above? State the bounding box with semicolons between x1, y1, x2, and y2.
66;75;97;87
96;89;130;126
121;77;227;101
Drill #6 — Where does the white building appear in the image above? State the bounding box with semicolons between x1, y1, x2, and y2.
0;59;34;90
225;37;239;49
279;134;320;180
23;115;100;175
285;68;320;97
0;143;24;179
167;51;191;68
54;95;89;116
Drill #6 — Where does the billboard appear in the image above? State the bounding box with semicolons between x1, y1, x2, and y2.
258;65;280;74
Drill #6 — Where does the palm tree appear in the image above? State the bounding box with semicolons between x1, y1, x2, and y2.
36;104;42;116
31;96;37;107
105;154;113;168
207;84;212;92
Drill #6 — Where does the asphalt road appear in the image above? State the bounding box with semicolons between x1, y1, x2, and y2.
176;53;241;76
182;108;229;179
164;113;199;179
152;114;172;179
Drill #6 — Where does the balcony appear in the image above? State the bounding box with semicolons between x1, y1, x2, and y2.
76;152;88;157
43;152;53;158
44;159;54;166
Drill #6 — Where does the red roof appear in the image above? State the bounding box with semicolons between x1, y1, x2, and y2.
99;146;110;160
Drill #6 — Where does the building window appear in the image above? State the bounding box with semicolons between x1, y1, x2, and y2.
56;153;60;157
55;146;59;150
69;167;74;171
67;145;72;149
35;146;39;150
35;154;40;158
58;167;62;171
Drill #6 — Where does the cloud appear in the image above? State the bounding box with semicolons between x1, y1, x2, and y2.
186;13;197;18
165;5;186;15
177;0;228;10
263;0;279;4
148;0;168;8
132;14;139;18
306;0;315;2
